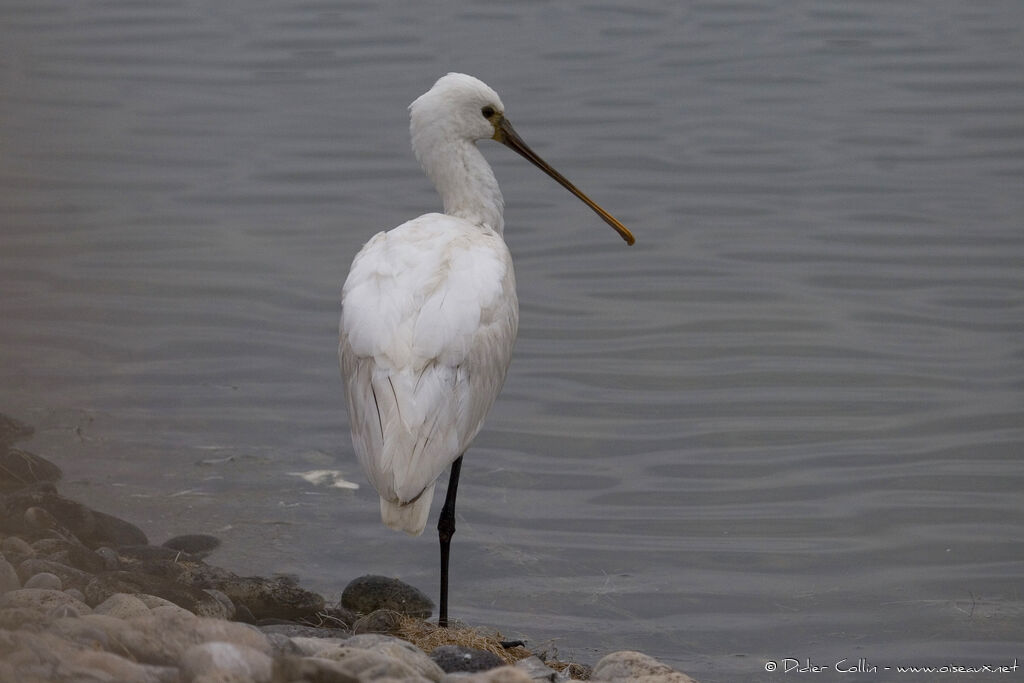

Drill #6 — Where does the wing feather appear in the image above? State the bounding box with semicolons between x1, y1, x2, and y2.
339;215;518;535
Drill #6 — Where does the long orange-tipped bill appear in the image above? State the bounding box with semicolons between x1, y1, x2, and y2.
493;117;635;246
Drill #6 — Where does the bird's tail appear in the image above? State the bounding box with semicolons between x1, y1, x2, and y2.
380;482;435;536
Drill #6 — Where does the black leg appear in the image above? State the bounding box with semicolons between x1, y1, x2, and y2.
437;454;463;628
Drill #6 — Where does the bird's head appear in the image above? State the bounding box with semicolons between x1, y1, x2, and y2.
410;72;506;144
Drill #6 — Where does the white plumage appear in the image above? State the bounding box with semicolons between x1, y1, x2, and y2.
338;74;633;623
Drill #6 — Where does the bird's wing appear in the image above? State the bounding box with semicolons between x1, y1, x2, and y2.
339;215;518;530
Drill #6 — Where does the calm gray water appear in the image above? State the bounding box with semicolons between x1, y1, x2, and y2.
2;1;1023;679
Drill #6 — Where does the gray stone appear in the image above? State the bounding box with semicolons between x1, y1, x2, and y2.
81;611;270;666
208;573;325;621
95;546;120;569
31;537;106;572
443;667;534;683
341;574;434;618
431;644;505;673
273;655;360;683
68;649;176;683
0;558;20;594
203;587;236;620
91;508;148;547
259;623;351;639
0;587;91;616
84;570;228;617
352;608;402;634
591;651;696;683
18;558;92;591
512;656;567;682
93;592;152;619
163;533;221;558
312;645;432;681
24;571;62;590
1;536;34;558
179;642;273;683
343;633;446;681
0;448;61;488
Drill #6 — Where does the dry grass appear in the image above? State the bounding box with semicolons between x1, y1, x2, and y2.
393;615;590;678
394;615;532;664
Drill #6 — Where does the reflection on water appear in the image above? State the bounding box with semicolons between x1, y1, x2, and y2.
2;1;1023;679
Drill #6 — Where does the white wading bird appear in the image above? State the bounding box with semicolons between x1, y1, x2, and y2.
339;73;634;627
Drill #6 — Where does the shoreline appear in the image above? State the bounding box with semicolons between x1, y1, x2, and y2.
0;411;695;681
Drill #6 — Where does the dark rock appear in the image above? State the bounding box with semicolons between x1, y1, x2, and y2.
84;570;227;617
430;644;505;673
163;534;220;558
351;608;402;635
0;449;61;490
24;506;59;531
90;509;148;547
210;574;325;621
0;414;33;446
23;571;60;590
30;538;105;573
16;559;92;593
340;574;433;618
317;604;358;629
115;544;194;565
0;485;92;544
0;558;20;594
234;602;256;624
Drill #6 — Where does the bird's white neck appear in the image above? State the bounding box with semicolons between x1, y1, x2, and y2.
415;136;505;235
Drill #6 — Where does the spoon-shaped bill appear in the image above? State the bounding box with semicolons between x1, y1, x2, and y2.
493;117;635;246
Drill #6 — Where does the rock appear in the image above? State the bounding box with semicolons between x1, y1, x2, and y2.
259;623;351;639
0;413;34;445
23;571;62;590
68;649;176;683
95;546;120;569
179;642;273;683
591;651;697;683
431;644;505;673
0;587;91;620
0;558;20;594
0;448;61;489
30;537;106;573
1;536;34;559
116;544;193;564
210;574;325;621
512;656;566;682
81;611;270;666
93;592;152;619
0;606;48;629
204;587;236;620
312;644;433;681
344;633;446;681
91;508;148;547
18;557;94;591
273;655;360;683
84;570;229;617
447;666;535;683
64;587;88;603
320;604;359;629
352;608;402;634
51;614;112;650
163;533;220;558
24;505;59;531
0;485;93;542
341;574;434;618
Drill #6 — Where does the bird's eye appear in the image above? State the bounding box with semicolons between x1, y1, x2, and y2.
481;105;496;119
